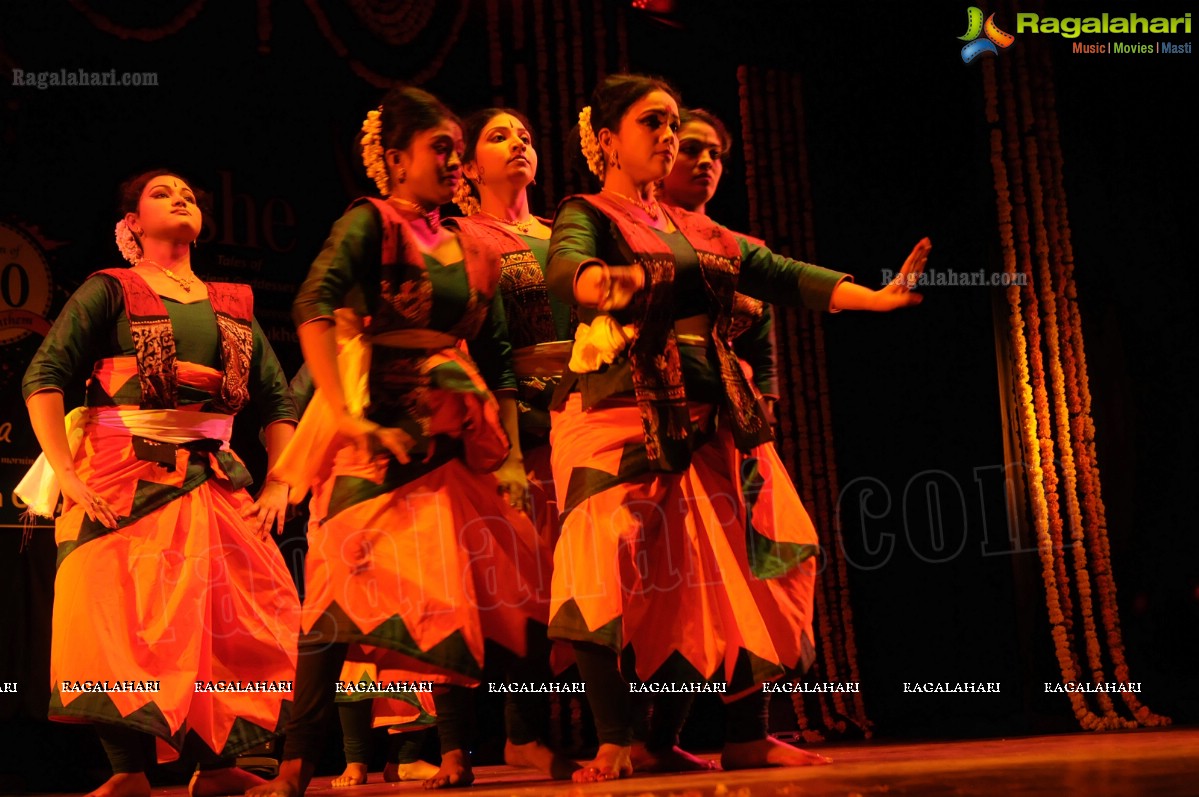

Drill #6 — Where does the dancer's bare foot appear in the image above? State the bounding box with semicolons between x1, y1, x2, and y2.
423;749;473;789
504;739;581;780
85;773;151;797
630;741;717;772
244;758;314;797
330;762;368;788
189;767;266;796
721;736;832;769
571;743;633;782
385;760;439;781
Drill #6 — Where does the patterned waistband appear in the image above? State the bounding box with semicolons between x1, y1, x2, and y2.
370;329;459;350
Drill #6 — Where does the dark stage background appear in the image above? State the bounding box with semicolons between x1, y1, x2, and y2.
0;0;1194;791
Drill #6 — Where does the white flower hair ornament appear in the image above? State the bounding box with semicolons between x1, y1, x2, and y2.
115;220;142;264
453;177;480;216
361;107;390;196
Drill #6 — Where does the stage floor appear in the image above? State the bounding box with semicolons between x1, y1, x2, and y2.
47;727;1199;796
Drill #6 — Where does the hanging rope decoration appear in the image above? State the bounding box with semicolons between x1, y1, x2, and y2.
346;0;436;46
69;0;207;41
531;0;555;207
511;0;530;130
256;0;272;54
785;64;869;733
473;0;627;739
984;0;1167;731
304;0;468;87
738;64;873;741
485;0;503;103
479;0;624;209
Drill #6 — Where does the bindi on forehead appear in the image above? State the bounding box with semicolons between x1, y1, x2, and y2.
638;103;677;115
489;118;528;136
148;179;191;193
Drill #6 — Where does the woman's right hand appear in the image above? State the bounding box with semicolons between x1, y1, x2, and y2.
598;265;646;311
336;414;417;465
58;470;118;529
576;263;646;311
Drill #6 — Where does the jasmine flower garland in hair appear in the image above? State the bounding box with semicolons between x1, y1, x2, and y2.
360;107;389;196
578;106;604;179
453;177;480;216
114;220;141;264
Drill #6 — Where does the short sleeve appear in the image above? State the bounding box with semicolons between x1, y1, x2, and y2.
292;204;382;328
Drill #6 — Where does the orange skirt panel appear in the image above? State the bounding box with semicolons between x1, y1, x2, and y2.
547;394;790;698
300;451;552;685
50;424;299;761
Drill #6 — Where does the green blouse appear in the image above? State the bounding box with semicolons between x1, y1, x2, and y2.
546;198;851;406
294;203;516;393
22;273;296;423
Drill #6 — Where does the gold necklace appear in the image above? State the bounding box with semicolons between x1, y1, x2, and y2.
141;259;196;293
390;197;442;231
602;188;660;221
481;210;535;234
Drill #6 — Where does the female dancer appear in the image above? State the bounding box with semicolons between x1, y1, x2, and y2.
21;170;300;797
287;355;438;789
658;106;842;768
250;86;550;795
547;74;929;781
446;107;582;780
449;107;568;547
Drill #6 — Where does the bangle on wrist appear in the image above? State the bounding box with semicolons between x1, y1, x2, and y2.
598;265;614;309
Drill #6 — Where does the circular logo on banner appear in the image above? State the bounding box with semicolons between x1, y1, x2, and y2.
0;222;54;345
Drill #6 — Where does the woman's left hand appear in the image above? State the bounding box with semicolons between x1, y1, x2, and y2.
494;455;529;513
244;480;290;539
876;237;931;310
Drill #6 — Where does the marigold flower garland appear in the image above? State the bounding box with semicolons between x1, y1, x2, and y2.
1016;33;1116;719
1032;35;1168;728
304;0;468;87
346;0;435;46
789;69;867;733
532;0;555;202
739;63;872;740
70;0;206;42
984;11;1167;727
984;54;1094;728
747;78;821;737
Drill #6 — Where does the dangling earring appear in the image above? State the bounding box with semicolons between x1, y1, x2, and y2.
609;151;620;171
396;167;407;183
476;165;485;186
531;177;537;186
